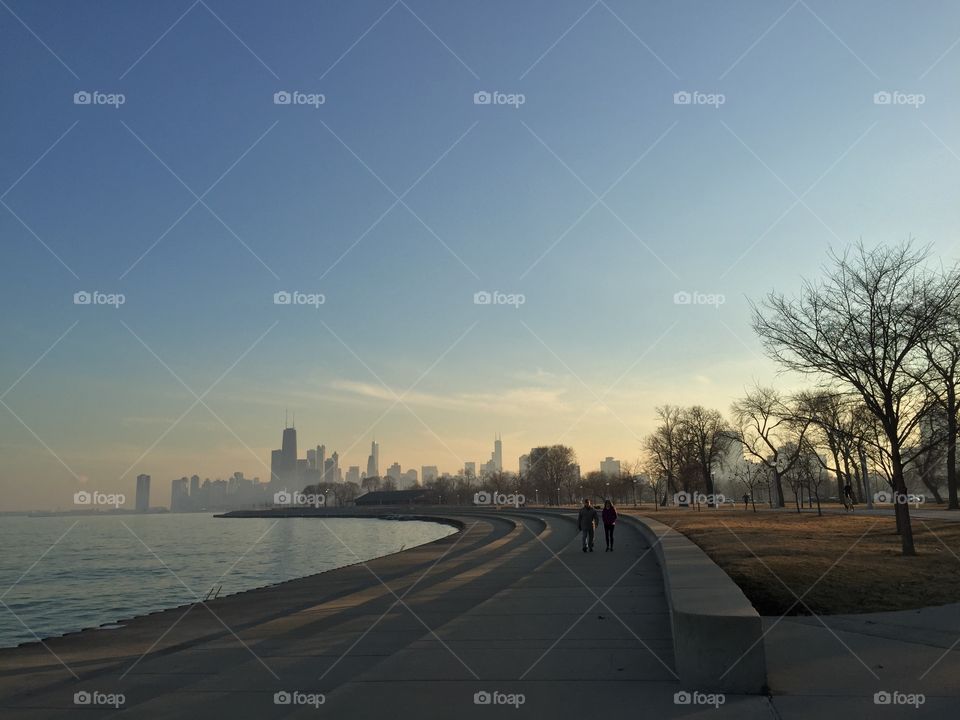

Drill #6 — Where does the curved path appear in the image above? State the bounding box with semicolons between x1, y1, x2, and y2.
0;510;773;719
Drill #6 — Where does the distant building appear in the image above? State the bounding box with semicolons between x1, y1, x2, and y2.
421;466;439;483
135;474;150;512
600;457;621;478
346;465;361;484
366;440;380;478
171;477;189;512
402;468;418;489
270;449;282;485
464;462;476;477
519;454;530;475
306;448;316;469
189;474;200;499
386;462;402;482
479;435;504;478
280;426;297;483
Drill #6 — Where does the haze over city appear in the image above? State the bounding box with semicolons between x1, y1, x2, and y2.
3;0;960;513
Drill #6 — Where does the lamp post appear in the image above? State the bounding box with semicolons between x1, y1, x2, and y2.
556;486;561;506
535;488;539;506
633;477;638;507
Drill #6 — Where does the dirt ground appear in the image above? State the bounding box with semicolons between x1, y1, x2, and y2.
626;507;960;615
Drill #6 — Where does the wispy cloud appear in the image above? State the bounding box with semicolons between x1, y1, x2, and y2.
329;379;573;415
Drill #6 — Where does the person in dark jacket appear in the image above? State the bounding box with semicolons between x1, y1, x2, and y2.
577;498;599;552
601;499;618;551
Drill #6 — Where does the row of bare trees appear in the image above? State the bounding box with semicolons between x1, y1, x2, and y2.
753;241;960;555
639;242;960;556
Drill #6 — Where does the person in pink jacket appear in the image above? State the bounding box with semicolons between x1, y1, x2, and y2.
601;500;618;552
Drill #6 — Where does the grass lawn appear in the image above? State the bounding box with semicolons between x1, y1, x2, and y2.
625;507;960;615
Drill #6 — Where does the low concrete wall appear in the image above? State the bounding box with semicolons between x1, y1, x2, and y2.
626;514;768;694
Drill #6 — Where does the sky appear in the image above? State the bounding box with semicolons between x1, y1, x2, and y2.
2;0;960;510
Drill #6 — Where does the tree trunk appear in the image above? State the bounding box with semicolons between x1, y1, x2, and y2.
948;396;959;510
890;448;916;556
772;470;785;508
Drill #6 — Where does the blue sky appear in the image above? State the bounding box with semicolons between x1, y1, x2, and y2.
3;0;960;509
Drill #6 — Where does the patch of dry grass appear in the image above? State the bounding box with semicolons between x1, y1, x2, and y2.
625;508;960;615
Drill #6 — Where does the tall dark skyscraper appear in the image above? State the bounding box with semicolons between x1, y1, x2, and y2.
366;440;379;478
135;474;150;512
270;449;282;484
273;419;297;487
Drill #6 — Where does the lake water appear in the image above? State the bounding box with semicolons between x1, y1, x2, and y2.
0;514;455;648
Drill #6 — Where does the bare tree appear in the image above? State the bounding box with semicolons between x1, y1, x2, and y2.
643;405;684;497
753;241;960;555
729;385;813;508
678;406;730;500
916;292;960;509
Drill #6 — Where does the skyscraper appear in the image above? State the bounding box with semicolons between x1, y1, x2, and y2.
317;445;326;481
421;466;438;483
280;426;297;483
271;449;283;485
330;451;340;483
135;474;150;512
493;434;503;472
366;440;379;478
171;477;189;512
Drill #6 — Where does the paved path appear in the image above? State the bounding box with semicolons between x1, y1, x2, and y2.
0;510;775;719
3;508;957;718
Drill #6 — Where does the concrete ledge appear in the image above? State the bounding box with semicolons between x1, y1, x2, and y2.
626;514;768;694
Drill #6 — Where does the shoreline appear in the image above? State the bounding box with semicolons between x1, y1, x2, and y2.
0;513;460;651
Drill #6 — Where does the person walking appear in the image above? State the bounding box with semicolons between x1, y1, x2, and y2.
578;498;599;552
601;499;617;551
843;483;855;512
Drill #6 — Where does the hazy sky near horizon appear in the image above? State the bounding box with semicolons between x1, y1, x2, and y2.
3;0;960;510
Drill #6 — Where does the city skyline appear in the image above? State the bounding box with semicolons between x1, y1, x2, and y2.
4;1;960;511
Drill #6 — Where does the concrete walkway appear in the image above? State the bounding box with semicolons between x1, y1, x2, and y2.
1;508;957;718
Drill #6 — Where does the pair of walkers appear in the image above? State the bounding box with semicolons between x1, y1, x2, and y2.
577;498;617;552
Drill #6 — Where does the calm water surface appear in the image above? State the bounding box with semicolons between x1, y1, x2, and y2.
0;514;455;648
